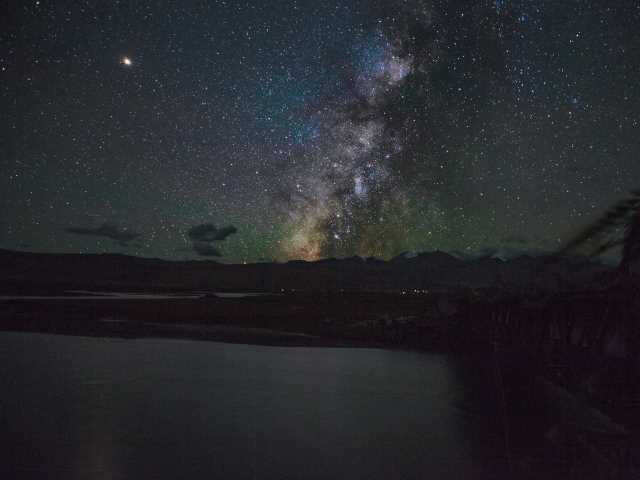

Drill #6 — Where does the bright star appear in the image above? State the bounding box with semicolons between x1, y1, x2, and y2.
121;56;132;66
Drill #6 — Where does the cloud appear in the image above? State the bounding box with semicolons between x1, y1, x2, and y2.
186;223;237;257
451;246;554;261
192;241;222;257
65;223;141;245
187;224;238;242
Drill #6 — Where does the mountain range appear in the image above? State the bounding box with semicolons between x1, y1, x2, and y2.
0;248;619;294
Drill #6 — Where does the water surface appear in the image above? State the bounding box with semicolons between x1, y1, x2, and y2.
0;332;509;479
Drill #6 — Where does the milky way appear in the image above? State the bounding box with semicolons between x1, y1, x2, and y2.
279;21;419;259
1;0;639;261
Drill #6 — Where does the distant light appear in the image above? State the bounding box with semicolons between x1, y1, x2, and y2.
121;56;132;66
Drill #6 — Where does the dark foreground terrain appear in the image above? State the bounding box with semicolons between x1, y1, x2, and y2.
2;287;639;474
1;249;639;478
0;290;452;347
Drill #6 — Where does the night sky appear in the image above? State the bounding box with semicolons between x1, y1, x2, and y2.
2;0;639;262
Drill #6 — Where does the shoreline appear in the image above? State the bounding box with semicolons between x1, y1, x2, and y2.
0;318;385;349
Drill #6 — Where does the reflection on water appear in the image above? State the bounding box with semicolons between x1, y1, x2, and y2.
0;332;510;479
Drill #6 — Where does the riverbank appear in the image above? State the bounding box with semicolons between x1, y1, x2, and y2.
0;290;448;348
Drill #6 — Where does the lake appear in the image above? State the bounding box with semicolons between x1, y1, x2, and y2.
0;332;523;479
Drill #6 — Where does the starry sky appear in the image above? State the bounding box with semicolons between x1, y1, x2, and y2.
2;0;639;262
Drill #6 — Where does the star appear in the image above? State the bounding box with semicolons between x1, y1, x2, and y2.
1;0;637;262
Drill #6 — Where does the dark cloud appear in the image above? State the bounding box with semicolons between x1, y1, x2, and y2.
187;224;238;242
187;223;237;257
65;223;141;245
452;246;553;261
192;241;222;257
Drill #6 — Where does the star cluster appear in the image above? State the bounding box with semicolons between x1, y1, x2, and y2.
1;0;639;262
